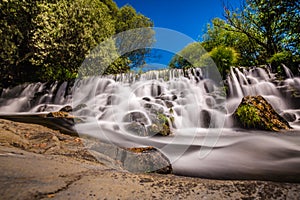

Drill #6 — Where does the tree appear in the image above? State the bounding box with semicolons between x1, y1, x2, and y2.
0;0;42;87
0;0;155;87
208;46;239;79
201;18;260;66
31;0;117;80
115;5;154;68
224;0;300;73
169;42;207;69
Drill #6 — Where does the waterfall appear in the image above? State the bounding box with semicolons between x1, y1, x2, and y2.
0;66;300;181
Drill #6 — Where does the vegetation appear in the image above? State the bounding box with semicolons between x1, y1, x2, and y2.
170;0;300;78
234;95;292;131
235;104;260;128
0;0;153;88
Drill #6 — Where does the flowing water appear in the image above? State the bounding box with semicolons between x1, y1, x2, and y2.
0;66;300;181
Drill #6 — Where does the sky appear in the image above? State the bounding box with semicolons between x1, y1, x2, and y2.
114;0;243;40
114;0;244;69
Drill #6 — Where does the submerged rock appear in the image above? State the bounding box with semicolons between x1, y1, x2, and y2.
281;112;297;122
234;95;292;131
59;105;73;112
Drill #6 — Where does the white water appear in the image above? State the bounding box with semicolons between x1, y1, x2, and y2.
0;67;300;181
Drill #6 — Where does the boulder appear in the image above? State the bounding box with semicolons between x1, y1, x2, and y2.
59;105;73;112
88;140;172;174
148;113;171;136
124;122;148;137
234;95;292;131
281;112;297;122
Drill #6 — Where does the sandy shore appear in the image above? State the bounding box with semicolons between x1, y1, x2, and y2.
0;119;299;199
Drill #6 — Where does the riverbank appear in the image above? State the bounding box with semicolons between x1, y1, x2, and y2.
0;119;299;199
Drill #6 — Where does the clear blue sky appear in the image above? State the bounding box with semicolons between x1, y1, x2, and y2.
114;0;244;69
114;0;244;40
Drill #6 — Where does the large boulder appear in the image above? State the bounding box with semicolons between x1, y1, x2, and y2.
87;140;172;174
234;95;292;131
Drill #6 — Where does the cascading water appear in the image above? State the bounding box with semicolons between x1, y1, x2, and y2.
0;66;300;181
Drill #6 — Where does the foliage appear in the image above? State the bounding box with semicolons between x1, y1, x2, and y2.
0;0;42;87
208;46;239;79
169;43;207;69
115;5;154;68
267;51;300;77
31;0;116;80
236;104;260;128
0;0;154;87
224;0;300;73
201;18;260;66
169;42;238;79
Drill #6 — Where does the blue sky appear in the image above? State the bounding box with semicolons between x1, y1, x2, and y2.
114;0;244;69
115;0;243;40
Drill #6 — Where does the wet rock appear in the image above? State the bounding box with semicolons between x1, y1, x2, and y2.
124;122;148;136
123;111;149;125
73;104;87;112
142;97;151;102
46;111;73;118
106;95;118;105
234;95;292;131
144;103;164;114
59;105;73;112
281;112;297;122
165;100;174;108
148;113;171;136
200;110;211;128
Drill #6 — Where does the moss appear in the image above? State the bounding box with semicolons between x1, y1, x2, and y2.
236;104;261;128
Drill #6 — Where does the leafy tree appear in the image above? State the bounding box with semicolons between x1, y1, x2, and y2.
208;46;239;79
224;0;300;72
31;0;117;80
0;0;154;87
0;0;41;87
169;42;238;79
115;5;154;68
169;42;207;69
201;18;260;66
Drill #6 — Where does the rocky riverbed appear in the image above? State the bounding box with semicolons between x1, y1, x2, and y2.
0;119;300;199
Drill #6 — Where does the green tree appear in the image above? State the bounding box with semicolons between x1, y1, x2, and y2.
0;0;154;87
224;0;300;72
201;18;260;66
169;42;207;69
31;0;117;80
208;46;239;79
115;5;154;68
0;0;41;87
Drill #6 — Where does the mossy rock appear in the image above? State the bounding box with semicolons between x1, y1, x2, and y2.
234;95;292;131
148;113;171;136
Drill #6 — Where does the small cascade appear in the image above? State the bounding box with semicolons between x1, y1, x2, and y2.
0;81;73;112
0;66;299;181
226;66;296;113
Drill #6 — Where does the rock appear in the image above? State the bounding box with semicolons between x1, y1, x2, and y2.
200;110;211;128
73;104;87;112
148;113;171;136
144;102;164;114
122;111;149;125
124;122;148;136
142;97;151;102
281;112;297;122
234;95;292;131
88;140;172;174
46;111;73;118
59;105;73;112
